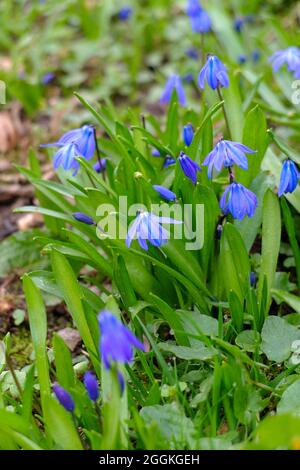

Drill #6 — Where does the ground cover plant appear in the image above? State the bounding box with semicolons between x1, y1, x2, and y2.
0;0;300;451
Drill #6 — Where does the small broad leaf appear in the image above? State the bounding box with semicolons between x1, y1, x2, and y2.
159;342;216;361
140;403;196;449
235;330;261;353
277;380;300;416
261;316;300;362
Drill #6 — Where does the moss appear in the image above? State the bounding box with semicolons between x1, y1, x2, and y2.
10;327;33;368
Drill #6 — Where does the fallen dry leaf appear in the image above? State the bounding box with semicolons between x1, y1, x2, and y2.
0;112;18;153
56;327;82;352
17;213;43;231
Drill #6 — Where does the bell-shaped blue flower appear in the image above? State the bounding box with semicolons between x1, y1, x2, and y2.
203;140;256;178
72;212;95;225
126;211;182;250
52;143;82;175
190;9;211;33
252;49;261;63
178;151;201;185
118;6;133;21
153;185;177;201
278;160;299;197
41;125;96;161
198;55;229;90
269;47;300;75
186;48;199;60
250;272;257;287
238;54;247;65
42;72;55;85
183;124;194;147
220;182;257;220
164;157;176;168
186;0;202;16
160;75;186;106
183;72;194;83
98;310;144;369
151;149;161;157
234;17;245;33
83;372;99;402
186;0;211;34
93;158;107;173
53;384;75;412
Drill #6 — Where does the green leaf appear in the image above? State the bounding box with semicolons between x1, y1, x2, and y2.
51;250;98;369
281;198;300;291
277;380;300;416
44;396;83;450
221;71;244;141
113;254;137;309
64;228;112;277
164;92;178;154
159;342;216;361
23;275;50;413
140;403;196;449
150;294;189;346
229;291;244;333
220;223;250;303
0;230;43;277
245;414;300;450
258;189;281;313
271;290;300;313
235;330;261;353
235;173;273;251
236;106;268;186
53;334;75;389
261;316;300;362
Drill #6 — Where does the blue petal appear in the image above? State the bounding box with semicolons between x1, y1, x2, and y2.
153;185;177;201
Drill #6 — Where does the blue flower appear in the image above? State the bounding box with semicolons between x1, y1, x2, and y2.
250;272;257;287
164;157;176;168
126;211;182;250
203;140;256;179
160;75;186;106
183;124;194;146
53;384;75;412
83;372;99;402
252;49;261;63
72;212;95;225
190;10;211;33
186;0;202;16
117;371;125;395
186;47;199;60
42;72;55;85
269;47;300;75
52;143;82;175
93;158;107;173
182;72;194;83
98;310;144;369
41;125;96;161
238;54;247;65
220;182;257;220
118;6;132;21
178;151;201;185
153;185;177;201
186;1;211;34
198;55;229;90
278;160;299;197
151;149;161;157
234;17;245;33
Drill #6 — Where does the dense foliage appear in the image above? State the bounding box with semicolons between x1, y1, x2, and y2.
0;0;300;451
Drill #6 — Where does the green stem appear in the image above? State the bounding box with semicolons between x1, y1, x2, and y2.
5;353;23;397
217;86;232;140
93;127;106;181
